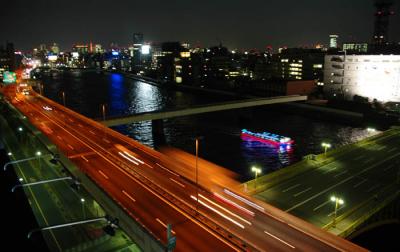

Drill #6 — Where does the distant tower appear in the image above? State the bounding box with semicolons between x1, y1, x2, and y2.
373;0;394;45
329;35;339;48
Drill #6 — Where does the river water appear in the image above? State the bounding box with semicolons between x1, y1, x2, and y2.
40;70;372;181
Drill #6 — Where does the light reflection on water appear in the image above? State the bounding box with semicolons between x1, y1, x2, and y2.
42;71;374;181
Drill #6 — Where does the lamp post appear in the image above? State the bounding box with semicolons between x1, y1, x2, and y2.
81;198;86;219
195;138;199;214
330;196;344;227
61;91;66;107
321;142;331;156
102;104;106;122
36;151;42;169
251;166;262;190
101;104;107;138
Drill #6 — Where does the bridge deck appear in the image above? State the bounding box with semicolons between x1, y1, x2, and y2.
102;95;307;127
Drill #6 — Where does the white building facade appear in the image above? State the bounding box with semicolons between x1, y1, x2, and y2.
324;55;400;102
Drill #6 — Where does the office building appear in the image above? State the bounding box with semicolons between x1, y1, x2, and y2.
73;44;89;54
324;54;400;102
329;35;339;48
50;43;60;54
271;48;325;83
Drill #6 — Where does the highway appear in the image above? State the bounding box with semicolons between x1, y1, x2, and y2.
255;127;400;229
2;83;367;251
0;112;135;251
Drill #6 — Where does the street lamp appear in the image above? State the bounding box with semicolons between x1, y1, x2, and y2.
18;127;23;132
81;198;86;219
330;195;344;227
36;151;42;169
101;104;107;138
61;91;66;107
102;104;106;122
251;166;262;189
195;138;199;214
321;142;331;156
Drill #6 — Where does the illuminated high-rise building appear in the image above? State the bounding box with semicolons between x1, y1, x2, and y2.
39;44;47;52
94;44;103;53
50;43;60;54
324;54;400;102
132;33;144;72
271;48;325;83
329;35;339;48
73;44;89;54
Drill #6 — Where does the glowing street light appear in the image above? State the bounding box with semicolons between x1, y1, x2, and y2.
192;136;204;215
251;166;262;189
102;104;106;122
7;152;12;156
36;151;42;169
195;137;200;214
321;142;331;156
330;195;344;227
61;91;66;107
18;127;23;132
81;198;86;219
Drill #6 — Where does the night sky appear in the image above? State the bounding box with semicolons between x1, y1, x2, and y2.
1;0;399;51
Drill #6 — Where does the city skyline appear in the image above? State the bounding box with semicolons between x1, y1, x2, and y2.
1;0;400;51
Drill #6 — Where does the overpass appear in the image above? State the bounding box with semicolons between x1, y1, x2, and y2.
100;95;307;127
0;84;366;251
247;127;400;239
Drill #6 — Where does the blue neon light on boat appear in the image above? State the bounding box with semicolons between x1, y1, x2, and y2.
241;129;294;145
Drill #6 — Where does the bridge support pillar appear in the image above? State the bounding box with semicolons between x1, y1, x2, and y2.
152;119;166;147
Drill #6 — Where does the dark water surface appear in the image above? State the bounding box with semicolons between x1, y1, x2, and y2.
41;71;373;181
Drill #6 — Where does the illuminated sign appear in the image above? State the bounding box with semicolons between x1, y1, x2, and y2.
175;76;182;83
48;55;58;61
2;71;17;84
141;45;150;55
72;52;79;58
180;51;190;58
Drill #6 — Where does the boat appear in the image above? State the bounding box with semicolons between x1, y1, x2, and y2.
241;129;294;146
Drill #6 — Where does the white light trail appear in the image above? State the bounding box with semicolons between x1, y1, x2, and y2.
223;189;265;212
214;192;255;217
123;151;144;164
264;230;295;249
198;194;252;226
190;195;245;229
118;152;139;165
